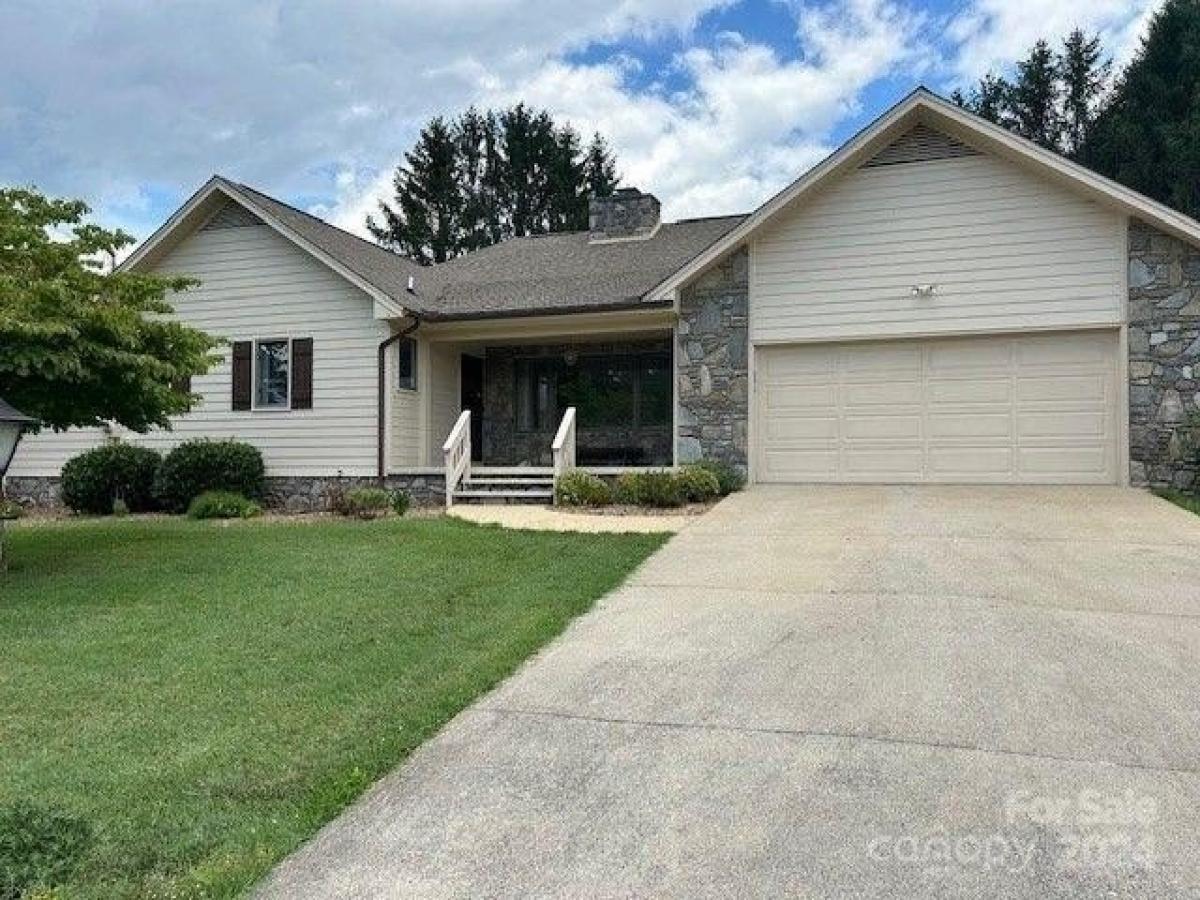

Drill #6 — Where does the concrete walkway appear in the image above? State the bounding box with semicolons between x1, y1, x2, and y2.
448;503;697;533
258;486;1200;898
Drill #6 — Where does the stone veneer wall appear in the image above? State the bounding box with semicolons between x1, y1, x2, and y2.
5;473;447;512
482;339;673;467
1129;219;1200;490
676;247;749;469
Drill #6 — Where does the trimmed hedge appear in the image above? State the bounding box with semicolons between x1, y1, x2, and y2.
554;471;613;507
187;490;262;520
154;440;265;512
615;470;684;508
60;443;162;515
689;458;745;496
676;465;721;503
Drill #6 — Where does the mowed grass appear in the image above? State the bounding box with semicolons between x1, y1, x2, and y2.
0;516;667;898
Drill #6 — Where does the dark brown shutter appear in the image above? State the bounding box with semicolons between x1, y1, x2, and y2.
231;341;252;411
291;338;313;409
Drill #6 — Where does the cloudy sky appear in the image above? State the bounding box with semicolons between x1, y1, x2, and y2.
1;0;1161;244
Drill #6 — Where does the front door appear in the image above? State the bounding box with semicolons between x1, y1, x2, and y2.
461;354;484;462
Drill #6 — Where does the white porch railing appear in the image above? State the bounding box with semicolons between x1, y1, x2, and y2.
551;406;577;505
442;409;472;508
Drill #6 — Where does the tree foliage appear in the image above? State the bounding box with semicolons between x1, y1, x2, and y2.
0;187;219;431
1080;0;1200;218
953;29;1112;154
368;105;621;264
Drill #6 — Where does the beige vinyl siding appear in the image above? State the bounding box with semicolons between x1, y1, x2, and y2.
428;344;461;462
11;221;390;478
750;152;1125;344
389;370;423;468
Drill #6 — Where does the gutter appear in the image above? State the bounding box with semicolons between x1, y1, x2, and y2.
377;313;421;481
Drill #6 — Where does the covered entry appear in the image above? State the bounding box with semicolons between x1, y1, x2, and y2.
753;330;1119;484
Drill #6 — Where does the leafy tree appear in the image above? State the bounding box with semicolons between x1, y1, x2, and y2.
1082;0;1200;218
0;188;218;432
369;105;621;263
953;72;1011;126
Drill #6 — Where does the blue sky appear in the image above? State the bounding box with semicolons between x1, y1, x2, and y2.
0;0;1160;245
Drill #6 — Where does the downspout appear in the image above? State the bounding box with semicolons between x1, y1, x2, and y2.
377;312;421;482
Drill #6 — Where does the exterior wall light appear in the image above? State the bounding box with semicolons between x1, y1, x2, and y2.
910;284;938;298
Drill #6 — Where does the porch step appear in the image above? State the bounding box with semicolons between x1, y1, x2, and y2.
464;476;555;488
453;488;554;504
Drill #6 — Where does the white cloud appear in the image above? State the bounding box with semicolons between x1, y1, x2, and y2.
947;0;1162;85
330;0;925;231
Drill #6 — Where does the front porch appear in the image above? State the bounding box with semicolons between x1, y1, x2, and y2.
385;310;677;502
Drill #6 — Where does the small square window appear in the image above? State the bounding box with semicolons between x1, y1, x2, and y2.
254;339;290;409
397;338;417;391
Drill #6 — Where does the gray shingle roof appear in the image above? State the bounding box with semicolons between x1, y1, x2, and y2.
413;216;747;320
220;178;745;320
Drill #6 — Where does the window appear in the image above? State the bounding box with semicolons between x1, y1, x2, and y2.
514;350;672;432
515;358;562;431
397;338;417;391
254;339;290;409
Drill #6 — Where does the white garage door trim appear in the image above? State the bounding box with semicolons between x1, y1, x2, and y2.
752;329;1120;485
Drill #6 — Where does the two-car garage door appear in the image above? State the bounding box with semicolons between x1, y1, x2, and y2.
754;331;1118;484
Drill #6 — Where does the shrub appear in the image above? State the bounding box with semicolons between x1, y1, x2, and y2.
60;443;162;515
0;801;92;900
154;440;265;512
0;499;23;521
187;490;262;520
615;470;684;508
555;471;613;507
390;490;412;517
339;487;393;519
676;465;721;503
690;458;745;496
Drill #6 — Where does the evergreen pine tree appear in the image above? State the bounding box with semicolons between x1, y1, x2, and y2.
1082;0;1200;218
367;116;460;264
371;105;623;261
1059;29;1111;157
1008;40;1062;149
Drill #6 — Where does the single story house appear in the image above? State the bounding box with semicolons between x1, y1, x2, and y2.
10;88;1200;507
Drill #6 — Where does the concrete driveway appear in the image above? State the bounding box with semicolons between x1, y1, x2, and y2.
258;486;1200;898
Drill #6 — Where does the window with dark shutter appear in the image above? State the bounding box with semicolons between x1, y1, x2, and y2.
231;341;252;410
291;338;313;409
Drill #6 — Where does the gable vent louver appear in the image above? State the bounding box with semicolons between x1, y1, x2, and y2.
202;201;264;230
862;123;981;168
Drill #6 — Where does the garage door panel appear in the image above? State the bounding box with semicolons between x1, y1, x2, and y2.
1016;375;1107;403
1018;411;1107;439
764;383;837;409
842;381;922;405
928;446;1014;477
927;378;1012;404
755;331;1117;485
1018;447;1111;479
843;414;922;439
761;447;839;480
927;412;1012;439
765;415;839;441
842;445;925;478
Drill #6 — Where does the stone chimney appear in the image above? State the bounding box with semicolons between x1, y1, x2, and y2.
588;187;661;242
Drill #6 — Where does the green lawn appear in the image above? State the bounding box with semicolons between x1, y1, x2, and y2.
1156;487;1200;516
0;516;666;898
